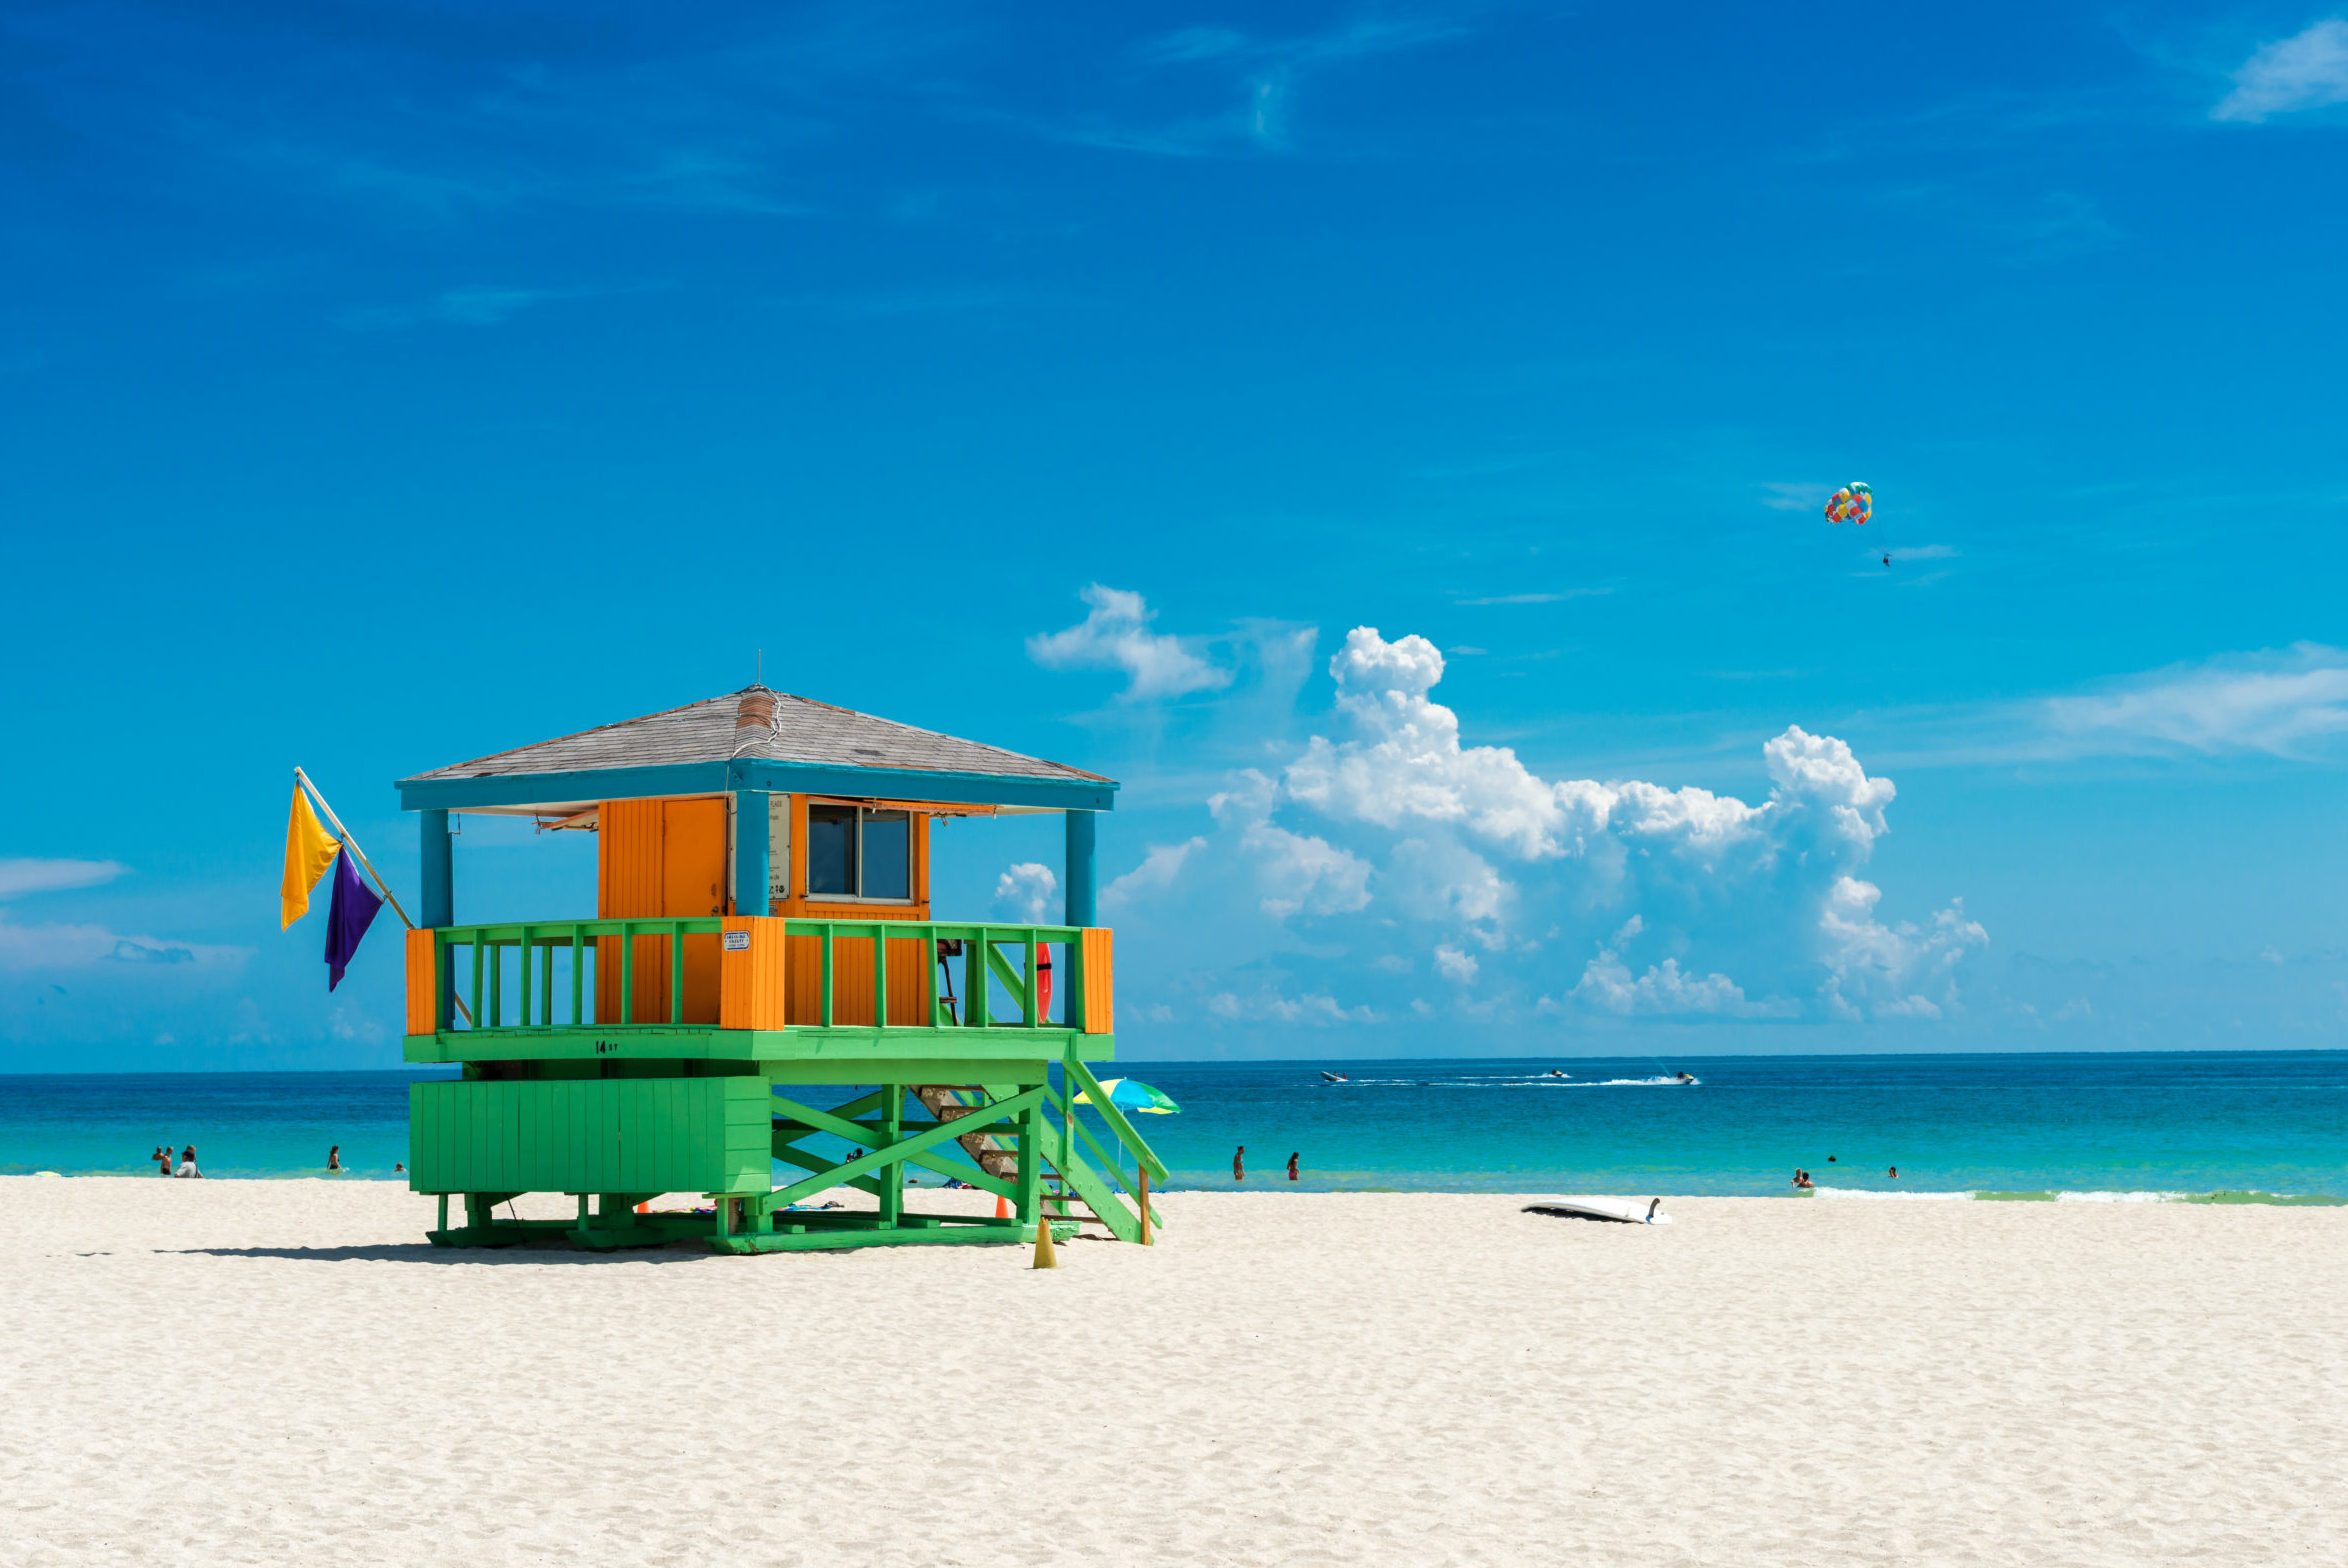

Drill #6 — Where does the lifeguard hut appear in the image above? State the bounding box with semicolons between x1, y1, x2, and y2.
394;685;1166;1252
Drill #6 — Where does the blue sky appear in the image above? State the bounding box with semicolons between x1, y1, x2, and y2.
3;2;2345;1069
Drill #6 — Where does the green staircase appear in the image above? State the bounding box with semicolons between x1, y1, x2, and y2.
915;1051;1167;1243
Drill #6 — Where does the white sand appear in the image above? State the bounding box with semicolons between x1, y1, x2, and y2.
4;1178;2343;1567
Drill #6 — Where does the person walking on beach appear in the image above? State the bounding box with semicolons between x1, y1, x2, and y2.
175;1145;202;1179
1286;1152;1300;1182
1232;1146;1245;1182
327;1145;344;1173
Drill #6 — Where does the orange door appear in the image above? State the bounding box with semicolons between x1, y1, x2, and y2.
596;797;728;1025
661;798;726;1024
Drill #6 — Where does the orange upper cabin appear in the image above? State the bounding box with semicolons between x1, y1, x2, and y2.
594;791;944;1027
399;684;1116;1031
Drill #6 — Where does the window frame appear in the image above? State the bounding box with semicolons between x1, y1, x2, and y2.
802;801;918;905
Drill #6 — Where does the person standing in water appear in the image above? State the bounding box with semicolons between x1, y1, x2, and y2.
327;1145;345;1173
1232;1146;1245;1182
1285;1152;1300;1182
175;1145;201;1178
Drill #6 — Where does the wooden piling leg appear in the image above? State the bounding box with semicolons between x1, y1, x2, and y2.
1016;1088;1042;1229
877;1083;902;1230
1138;1165;1153;1247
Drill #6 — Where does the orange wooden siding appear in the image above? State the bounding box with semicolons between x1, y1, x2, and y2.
783;917;935;1027
404;927;437;1035
596;796;727;1024
1080;927;1114;1034
718;916;790;1031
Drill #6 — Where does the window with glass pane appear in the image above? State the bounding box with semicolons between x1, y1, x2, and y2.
862;810;911;900
807;805;858;897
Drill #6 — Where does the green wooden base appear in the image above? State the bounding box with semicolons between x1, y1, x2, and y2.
409;1058;1166;1255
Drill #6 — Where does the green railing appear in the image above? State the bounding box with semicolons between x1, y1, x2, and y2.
788;919;1083;1030
428;918;720;1033
425;917;1091;1034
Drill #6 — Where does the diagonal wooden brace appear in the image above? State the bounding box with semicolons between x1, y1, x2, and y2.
763;1088;1033;1208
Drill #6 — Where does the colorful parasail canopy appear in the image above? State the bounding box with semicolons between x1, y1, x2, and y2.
1073;1077;1182;1115
1824;481;1873;525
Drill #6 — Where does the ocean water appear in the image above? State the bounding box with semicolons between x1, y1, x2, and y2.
2;1051;2342;1201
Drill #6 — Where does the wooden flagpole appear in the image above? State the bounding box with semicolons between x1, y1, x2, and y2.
294;766;470;1024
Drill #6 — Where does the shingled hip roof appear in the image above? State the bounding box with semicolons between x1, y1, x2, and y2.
402;687;1110;788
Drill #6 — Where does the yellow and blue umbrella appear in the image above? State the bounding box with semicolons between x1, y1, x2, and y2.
1073;1077;1181;1115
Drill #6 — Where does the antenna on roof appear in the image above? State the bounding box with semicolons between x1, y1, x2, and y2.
756;648;763;687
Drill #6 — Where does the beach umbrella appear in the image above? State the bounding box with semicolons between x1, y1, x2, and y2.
1073;1077;1181;1115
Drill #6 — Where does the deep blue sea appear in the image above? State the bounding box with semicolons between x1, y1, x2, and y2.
4;1051;2342;1201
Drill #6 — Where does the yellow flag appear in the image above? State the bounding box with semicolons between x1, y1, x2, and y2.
281;786;340;928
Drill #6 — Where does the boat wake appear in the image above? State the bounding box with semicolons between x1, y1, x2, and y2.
1331;1073;1698;1089
1807;1187;2341;1206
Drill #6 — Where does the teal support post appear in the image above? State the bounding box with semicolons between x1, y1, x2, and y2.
420;809;453;925
420;808;454;1024
1064;810;1097;927
733;789;770;916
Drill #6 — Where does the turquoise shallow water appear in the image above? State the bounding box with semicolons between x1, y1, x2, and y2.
3;1051;2342;1199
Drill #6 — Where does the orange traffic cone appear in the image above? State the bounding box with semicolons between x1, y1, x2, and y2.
994;1193;1010;1221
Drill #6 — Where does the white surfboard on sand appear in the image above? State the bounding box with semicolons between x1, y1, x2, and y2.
1523;1196;1670;1225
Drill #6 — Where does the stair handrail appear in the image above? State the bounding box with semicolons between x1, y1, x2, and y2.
1047;1081;1163;1228
1060;1048;1170;1184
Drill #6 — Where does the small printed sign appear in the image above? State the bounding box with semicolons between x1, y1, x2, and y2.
722;930;751;952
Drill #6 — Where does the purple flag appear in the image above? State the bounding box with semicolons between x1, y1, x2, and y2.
324;849;382;990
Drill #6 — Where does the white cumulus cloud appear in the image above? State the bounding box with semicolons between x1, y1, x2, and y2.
1210;771;1372;918
1102;836;1208;909
992;862;1058;922
1574;948;1766;1017
1027;584;1231;701
1270;626;1983;1022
